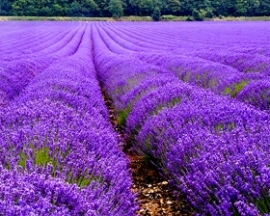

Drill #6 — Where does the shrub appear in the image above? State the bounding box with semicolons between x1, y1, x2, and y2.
186;15;193;21
161;14;175;20
152;7;161;21
108;0;124;19
192;9;204;21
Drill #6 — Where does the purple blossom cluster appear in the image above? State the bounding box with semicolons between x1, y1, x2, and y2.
0;166;95;215
0;22;137;215
0;22;85;106
92;22;270;215
1;21;270;215
97;22;270;111
236;79;270;111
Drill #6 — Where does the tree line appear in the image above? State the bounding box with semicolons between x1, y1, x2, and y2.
1;0;270;19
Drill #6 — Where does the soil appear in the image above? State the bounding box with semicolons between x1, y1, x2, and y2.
102;89;193;216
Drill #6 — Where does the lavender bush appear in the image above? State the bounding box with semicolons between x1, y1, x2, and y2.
0;22;137;215
92;21;270;215
1;21;270;215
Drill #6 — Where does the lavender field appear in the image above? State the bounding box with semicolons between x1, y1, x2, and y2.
0;21;270;215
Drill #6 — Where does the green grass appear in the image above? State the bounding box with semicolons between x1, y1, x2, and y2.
255;194;270;215
2;15;270;22
224;80;248;97
161;15;188;21
214;16;270;21
0;16;110;21
18;146;57;169
0;15;150;21
35;147;55;166
153;97;181;115
214;122;235;133
18;145;99;188
18;151;27;169
120;16;153;21
117;107;131;126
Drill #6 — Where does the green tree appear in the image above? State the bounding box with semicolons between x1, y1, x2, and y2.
192;8;204;20
108;0;124;18
81;0;99;16
203;0;214;17
217;0;236;16
129;0;139;15
12;0;27;15
235;0;247;15
257;0;270;15
167;0;180;14
52;3;64;16
39;7;52;16
68;1;82;16
246;0;260;16
152;6;161;20
180;0;195;15
138;0;153;15
25;5;39;15
0;0;13;15
67;0;99;16
5;0;270;19
95;0;109;16
56;0;69;15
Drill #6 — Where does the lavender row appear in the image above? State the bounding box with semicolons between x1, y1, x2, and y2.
96;22;270;111
98;22;270;80
93;24;270;215
135;92;270;215
0;22;80;60
0;24;137;215
0;23;86;107
136;52;270;111
104;22;270;56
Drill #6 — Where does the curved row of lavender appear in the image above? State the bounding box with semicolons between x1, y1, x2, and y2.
0;22;87;107
0;23;137;215
98;22;270;111
93;22;270;215
1;21;270;215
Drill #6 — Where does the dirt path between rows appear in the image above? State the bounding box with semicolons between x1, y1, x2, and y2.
102;89;193;216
